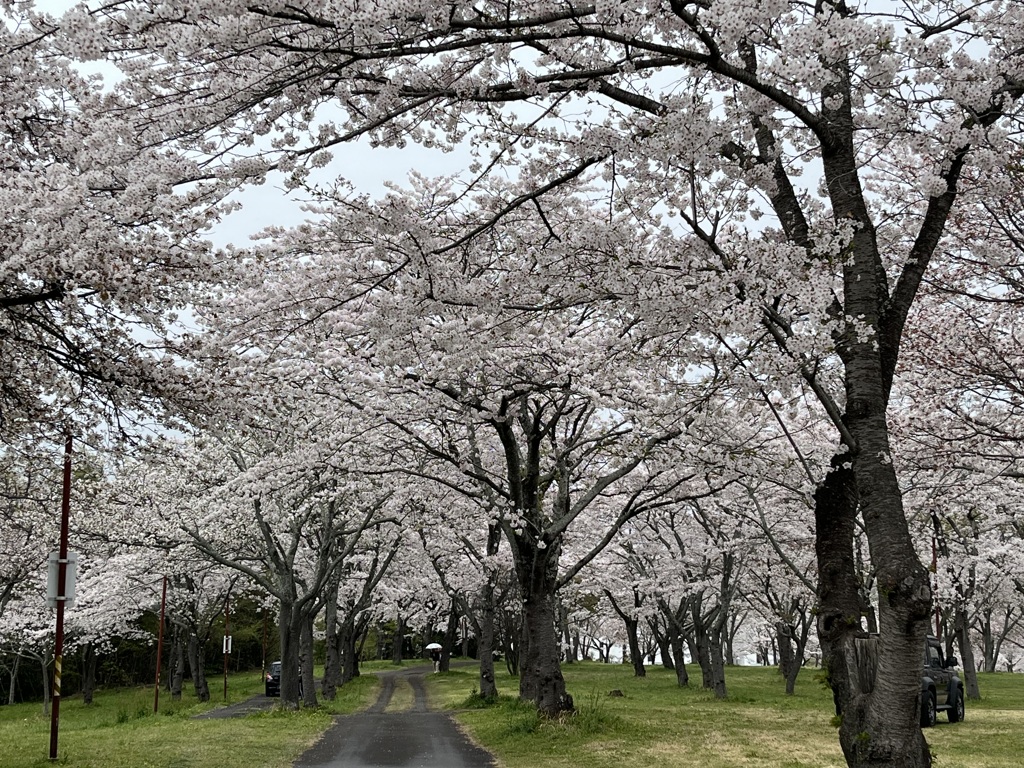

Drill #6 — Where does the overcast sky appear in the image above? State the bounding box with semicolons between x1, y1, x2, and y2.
31;0;474;250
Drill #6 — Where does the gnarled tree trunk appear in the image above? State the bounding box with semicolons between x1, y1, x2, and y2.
187;632;210;702
515;538;572;715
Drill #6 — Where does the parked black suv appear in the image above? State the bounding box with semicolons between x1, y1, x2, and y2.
264;660;303;698
921;636;965;727
265;661;282;697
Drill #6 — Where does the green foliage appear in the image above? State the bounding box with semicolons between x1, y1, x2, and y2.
458;687;500;709
567;690;621;735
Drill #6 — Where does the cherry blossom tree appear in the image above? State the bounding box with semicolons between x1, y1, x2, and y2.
0;442;58;621
113;416;402;710
321;527;403;698
419;493;511;698
194;177;730;714
46;1;1024;762
1;5;240;445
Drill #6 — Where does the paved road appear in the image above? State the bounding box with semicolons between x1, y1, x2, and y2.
193;692;277;719
294;665;495;768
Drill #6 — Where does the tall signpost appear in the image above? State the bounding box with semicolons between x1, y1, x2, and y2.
48;434;72;761
223;590;231;700
154;575;168;713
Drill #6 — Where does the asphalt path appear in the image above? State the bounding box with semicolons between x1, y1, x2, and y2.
193;691;277;720
294;664;496;768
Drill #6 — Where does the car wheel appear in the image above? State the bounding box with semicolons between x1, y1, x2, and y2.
921;690;937;728
948;688;965;723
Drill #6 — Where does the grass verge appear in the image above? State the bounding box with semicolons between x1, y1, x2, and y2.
426;662;1024;768
4;661;1019;768
0;669;378;768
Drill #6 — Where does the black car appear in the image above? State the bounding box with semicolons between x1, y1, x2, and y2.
920;636;965;727
265;660;303;698
265;660;281;697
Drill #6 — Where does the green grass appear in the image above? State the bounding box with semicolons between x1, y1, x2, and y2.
3;662;1020;768
0;668;378;768
426;663;1024;768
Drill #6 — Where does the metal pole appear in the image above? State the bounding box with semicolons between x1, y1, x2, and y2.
223;590;230;701
49;433;72;761
932;534;941;636
154;575;167;713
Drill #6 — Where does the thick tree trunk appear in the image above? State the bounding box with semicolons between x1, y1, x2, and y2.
691;599;726;696
708;626;727;699
626;616;645;678
777;622;800;695
693;619;711;686
669;629;689;687
187;633;210;702
391;615;406;664
440;606;458;673
322;582;340;701
813;455;931;768
651;619;674;670
953;607;980;700
338;617;362;686
725;613;740;667
82;643;97;705
278;600;303;709
516;541;572;715
806;57;936;764
476;581;498;699
171;626;185;701
979;611;996;672
300;611;317;708
607;589;646;678
836;261;932;767
519;588;572;714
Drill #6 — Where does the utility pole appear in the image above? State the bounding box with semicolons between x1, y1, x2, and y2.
154;575;168;713
48;434;72;761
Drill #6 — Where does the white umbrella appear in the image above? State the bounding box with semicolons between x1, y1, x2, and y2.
425;642;443;650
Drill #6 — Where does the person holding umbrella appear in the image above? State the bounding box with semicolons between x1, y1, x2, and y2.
426;642;443;672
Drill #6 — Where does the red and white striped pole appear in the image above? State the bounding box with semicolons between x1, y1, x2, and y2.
49;433;72;761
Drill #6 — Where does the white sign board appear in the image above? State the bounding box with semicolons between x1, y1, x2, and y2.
46;551;78;610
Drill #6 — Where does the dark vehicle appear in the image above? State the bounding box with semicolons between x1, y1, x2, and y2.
920;636;965;727
265;661;281;697
265;660;303;698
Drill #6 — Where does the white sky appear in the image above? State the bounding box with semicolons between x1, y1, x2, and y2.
30;0;474;250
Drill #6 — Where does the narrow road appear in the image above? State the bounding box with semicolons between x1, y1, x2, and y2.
294;665;496;768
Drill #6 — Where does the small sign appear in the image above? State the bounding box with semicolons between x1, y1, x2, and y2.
223;635;232;654
46;552;78;610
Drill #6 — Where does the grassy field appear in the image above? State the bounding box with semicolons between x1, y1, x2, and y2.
1;662;1020;768
425;663;1024;768
0;669;377;768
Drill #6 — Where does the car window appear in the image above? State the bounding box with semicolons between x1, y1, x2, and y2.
928;646;942;668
